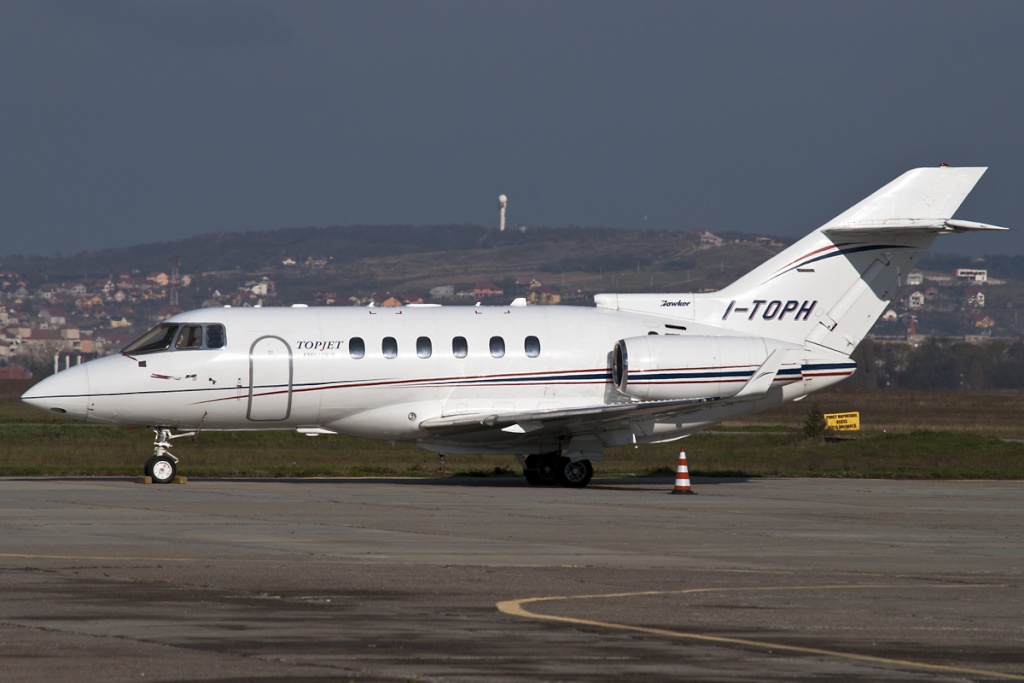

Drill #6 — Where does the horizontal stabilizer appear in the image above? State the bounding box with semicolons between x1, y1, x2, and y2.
942;219;1009;232
824;218;1008;238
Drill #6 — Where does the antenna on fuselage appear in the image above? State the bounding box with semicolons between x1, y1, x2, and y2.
498;194;507;232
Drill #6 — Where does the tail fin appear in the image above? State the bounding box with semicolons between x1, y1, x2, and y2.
693;166;1005;352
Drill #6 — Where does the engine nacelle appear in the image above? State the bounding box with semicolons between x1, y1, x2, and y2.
613;334;776;400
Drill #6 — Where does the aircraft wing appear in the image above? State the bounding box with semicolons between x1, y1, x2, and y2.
419;396;719;438
419;348;791;439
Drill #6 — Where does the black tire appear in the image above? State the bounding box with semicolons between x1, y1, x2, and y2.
145;456;177;484
523;454;559;485
556;458;593;488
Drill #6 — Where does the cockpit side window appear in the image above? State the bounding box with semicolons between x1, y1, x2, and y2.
175;325;204;350
206;324;226;349
122;324;178;355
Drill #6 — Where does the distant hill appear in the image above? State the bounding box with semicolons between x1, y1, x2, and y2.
4;224;1024;371
0;224;785;299
2;223;1020;312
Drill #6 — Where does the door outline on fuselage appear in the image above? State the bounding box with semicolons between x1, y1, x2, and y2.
247;335;293;421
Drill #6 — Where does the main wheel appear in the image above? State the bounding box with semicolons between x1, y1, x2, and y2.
523;454;559;485
556;458;593;488
145;456;177;484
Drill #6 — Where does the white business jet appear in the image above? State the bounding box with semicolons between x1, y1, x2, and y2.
22;166;1006;486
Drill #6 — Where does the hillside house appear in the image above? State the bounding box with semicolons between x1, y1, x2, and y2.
527;286;561;305
247;280;273;297
473;281;504;298
19;328;69;350
313;291;337;305
517;277;544;289
956;268;988;283
430;285;455;300
76;294;104;310
39;308;67;327
907;291;925;309
693;229;723;248
964;289;985;308
972;313;995;329
38;283;62;301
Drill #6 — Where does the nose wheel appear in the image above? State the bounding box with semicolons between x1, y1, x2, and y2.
145;428;189;484
145;455;178;483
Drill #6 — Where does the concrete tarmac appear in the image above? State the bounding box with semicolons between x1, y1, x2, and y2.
1;476;1022;682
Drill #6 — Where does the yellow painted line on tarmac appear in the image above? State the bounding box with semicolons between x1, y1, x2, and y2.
498;584;1024;681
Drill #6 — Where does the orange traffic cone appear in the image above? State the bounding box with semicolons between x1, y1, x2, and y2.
672;447;694;494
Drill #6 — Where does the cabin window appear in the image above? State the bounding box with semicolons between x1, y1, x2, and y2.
350;337;365;359
175;325;204;350
525;335;541;358
382;336;398;359
122;324;178;355
206;324;226;349
489;336;505;358
452;336;468;358
416;336;432;358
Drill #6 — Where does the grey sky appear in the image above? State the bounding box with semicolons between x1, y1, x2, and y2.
1;1;1021;258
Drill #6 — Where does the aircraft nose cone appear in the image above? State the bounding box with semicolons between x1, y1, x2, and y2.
21;364;91;421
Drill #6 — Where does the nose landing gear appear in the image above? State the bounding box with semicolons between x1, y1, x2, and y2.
144;428;192;484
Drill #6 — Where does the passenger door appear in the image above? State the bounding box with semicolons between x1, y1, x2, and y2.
247;336;293;421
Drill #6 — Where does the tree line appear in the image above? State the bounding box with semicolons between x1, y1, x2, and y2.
846;337;1024;391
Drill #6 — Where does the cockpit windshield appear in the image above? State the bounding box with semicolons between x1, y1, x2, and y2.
122;323;226;355
122;324;178;355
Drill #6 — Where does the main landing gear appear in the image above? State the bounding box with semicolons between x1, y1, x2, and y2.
144;428;193;484
522;453;594;488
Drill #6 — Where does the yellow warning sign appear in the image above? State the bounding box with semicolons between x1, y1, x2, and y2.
824;412;860;431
